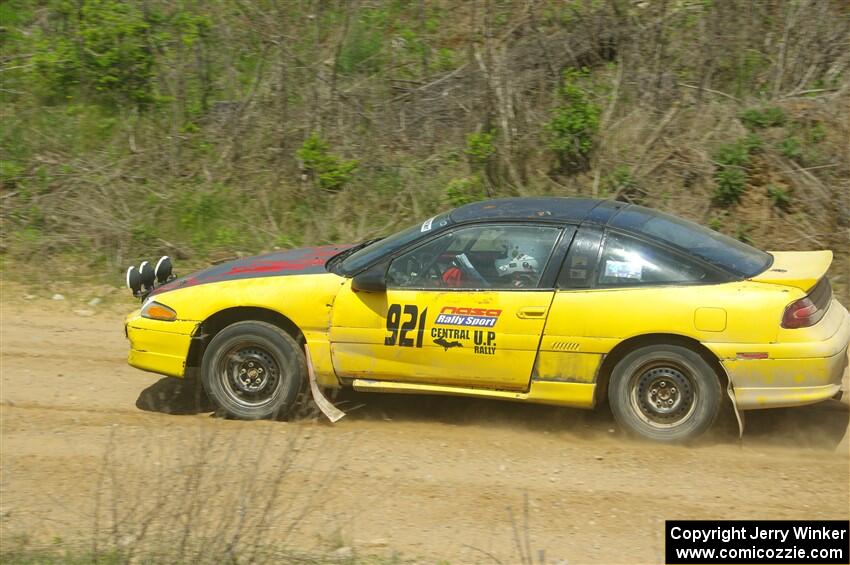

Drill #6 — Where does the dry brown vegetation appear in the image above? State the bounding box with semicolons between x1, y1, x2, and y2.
1;0;848;298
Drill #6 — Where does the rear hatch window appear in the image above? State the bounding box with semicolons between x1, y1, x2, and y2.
611;206;772;278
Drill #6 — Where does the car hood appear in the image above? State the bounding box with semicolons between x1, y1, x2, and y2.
149;244;352;297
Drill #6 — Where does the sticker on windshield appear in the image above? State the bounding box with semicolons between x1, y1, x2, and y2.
421;216;435;232
605;260;642;280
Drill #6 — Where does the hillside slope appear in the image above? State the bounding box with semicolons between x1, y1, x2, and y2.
1;0;848;298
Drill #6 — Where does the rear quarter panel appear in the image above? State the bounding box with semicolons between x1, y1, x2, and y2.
545;281;795;349
536;281;795;398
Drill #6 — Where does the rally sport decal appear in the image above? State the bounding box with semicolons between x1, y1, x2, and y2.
385;304;497;355
435;306;501;328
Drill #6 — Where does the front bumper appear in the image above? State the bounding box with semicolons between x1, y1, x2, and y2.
715;300;850;409
125;311;199;378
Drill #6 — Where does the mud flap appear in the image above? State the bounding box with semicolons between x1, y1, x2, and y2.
727;380;745;438
305;348;345;423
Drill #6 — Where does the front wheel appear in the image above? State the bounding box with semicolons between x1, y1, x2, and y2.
608;344;721;442
201;321;305;420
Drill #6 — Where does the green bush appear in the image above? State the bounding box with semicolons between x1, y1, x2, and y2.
712;135;764;206
713;135;761;167
465;131;495;168
297;134;359;192
602;166;638;197
337;9;386;74
31;37;81;102
31;0;156;107
0;160;25;189
767;184;792;211
175;185;248;250
79;1;155;105
735;223;753;244
544;68;600;172
445;176;485;207
739;106;786;129
807;122;826;144
707;215;725;232
713;167;748;206
435;47;458;71
777;136;803;161
741;132;764;154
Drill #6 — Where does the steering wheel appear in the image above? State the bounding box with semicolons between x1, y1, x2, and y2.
420;253;450;286
398;253;447;287
511;272;536;288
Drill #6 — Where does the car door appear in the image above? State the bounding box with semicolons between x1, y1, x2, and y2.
330;223;571;390
540;226;720;384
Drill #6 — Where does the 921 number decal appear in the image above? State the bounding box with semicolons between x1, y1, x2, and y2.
385;304;427;348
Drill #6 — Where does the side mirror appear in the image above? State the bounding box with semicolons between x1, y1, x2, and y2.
352;263;387;292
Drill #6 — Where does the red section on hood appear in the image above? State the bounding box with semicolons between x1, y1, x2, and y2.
149;244;352;297
227;259;320;275
225;245;343;275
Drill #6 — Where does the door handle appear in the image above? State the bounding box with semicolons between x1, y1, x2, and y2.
517;307;547;319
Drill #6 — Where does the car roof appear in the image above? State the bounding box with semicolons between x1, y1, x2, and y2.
449;197;628;225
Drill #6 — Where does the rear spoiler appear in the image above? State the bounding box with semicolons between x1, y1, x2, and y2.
749;250;832;292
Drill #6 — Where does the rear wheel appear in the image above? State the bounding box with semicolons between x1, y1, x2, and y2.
608;344;721;442
201;321;305;420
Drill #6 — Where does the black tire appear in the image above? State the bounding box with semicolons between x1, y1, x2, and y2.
201;321;305;420
608;344;721;442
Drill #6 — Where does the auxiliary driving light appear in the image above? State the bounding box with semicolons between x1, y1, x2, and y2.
126;265;142;294
154;255;172;284
139;260;156;289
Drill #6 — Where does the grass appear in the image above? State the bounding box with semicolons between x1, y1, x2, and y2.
0;417;433;565
0;411;554;565
2;1;846;304
0;546;413;565
1;548;126;565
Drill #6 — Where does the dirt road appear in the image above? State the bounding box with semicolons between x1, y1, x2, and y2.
1;298;848;563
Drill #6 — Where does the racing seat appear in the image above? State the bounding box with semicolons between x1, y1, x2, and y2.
442;266;464;287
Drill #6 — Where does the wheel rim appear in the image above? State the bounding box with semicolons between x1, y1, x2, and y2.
628;362;697;428
217;342;282;408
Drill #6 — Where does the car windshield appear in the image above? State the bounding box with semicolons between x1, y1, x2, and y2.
611;206;772;278
337;213;452;275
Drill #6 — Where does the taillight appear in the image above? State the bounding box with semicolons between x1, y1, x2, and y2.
782;297;818;328
781;278;831;329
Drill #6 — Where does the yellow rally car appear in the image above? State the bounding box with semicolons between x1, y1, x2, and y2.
124;198;849;441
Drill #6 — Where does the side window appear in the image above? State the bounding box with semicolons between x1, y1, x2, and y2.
597;232;710;287
387;224;561;289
